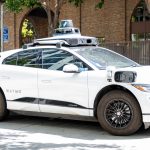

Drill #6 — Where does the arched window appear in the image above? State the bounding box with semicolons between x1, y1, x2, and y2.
131;0;150;41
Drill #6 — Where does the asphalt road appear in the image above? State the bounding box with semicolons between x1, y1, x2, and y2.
0;115;150;150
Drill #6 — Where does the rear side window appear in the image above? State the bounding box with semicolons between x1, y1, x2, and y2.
3;49;40;68
17;50;39;67
2;53;18;65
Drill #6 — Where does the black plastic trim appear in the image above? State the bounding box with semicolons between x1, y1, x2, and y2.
7;97;93;110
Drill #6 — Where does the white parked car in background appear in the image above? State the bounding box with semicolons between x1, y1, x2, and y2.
0;34;150;136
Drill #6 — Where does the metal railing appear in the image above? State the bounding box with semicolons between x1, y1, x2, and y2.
101;41;150;65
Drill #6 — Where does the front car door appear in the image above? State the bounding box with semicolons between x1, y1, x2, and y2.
38;48;91;116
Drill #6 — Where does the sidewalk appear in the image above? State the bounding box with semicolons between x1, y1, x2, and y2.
0;115;150;150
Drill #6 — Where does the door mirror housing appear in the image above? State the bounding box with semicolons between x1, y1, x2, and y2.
63;64;80;73
114;71;137;83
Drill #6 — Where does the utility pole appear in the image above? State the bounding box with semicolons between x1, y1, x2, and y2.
1;4;3;52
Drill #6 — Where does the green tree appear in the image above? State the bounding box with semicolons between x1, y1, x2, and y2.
22;19;34;38
4;0;109;36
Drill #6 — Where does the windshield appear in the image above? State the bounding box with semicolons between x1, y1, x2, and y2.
74;47;140;69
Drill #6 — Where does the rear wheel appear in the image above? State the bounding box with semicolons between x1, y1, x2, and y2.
97;90;142;135
0;92;8;120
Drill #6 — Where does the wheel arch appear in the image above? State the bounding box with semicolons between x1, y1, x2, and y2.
0;87;6;101
94;84;142;118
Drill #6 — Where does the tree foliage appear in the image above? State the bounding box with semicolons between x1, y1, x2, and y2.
96;0;105;8
4;0;107;13
22;19;34;38
68;0;83;7
4;0;41;13
69;0;106;8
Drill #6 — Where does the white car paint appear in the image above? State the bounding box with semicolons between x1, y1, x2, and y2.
0;36;150;134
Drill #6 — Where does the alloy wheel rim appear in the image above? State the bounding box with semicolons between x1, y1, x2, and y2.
105;99;132;128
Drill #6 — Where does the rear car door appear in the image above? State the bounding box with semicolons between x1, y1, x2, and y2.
0;49;39;112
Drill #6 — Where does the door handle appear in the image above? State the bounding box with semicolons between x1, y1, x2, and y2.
41;80;52;84
0;76;10;80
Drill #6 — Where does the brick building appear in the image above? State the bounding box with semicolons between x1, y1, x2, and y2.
0;0;150;51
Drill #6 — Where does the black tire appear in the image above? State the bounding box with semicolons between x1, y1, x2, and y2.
0;92;8;120
97;90;142;136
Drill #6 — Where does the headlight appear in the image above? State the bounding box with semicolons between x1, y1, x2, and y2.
132;84;150;92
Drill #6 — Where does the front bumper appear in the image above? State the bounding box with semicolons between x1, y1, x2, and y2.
143;114;150;129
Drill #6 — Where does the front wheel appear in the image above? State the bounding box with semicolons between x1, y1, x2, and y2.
97;90;142;136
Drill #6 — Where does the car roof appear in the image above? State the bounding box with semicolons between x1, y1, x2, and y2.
35;34;97;41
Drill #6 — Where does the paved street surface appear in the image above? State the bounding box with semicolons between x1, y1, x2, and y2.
0;115;150;150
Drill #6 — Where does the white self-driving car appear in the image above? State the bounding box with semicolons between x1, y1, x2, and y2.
0;35;150;136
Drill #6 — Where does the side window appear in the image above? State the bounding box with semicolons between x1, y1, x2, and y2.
3;49;40;68
17;49;39;68
41;49;90;71
2;53;18;65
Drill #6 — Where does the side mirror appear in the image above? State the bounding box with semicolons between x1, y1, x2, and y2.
115;71;137;83
63;64;80;73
